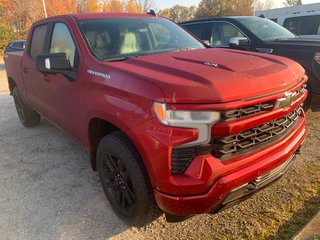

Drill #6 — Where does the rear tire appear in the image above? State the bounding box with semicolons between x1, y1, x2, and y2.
12;87;40;127
97;131;160;227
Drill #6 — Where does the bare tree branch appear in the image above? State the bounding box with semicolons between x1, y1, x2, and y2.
254;0;275;11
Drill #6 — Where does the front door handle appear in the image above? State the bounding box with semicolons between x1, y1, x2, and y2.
23;67;28;74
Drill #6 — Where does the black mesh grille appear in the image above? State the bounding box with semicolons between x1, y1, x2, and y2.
222;85;306;121
212;106;303;160
171;144;211;175
222;101;274;120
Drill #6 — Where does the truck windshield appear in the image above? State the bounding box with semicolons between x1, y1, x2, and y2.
79;18;205;61
238;17;296;41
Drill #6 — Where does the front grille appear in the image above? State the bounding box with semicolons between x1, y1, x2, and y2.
171;144;211;175
222;101;274;120
170;84;306;174
222;84;306;121
212;106;302;160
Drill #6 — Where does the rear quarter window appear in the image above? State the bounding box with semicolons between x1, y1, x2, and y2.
29;24;48;60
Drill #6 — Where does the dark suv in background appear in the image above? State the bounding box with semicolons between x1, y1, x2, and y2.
180;16;320;111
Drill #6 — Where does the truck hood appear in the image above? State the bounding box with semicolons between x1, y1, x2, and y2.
105;48;305;103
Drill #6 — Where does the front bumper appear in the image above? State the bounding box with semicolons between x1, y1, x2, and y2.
154;122;307;216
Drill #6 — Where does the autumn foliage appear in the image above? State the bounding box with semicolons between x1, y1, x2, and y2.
158;0;255;23
159;5;196;22
0;0;142;50
195;0;254;19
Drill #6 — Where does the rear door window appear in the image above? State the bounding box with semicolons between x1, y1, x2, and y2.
29;24;48;60
284;15;320;35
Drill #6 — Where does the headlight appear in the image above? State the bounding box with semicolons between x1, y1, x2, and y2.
153;102;220;147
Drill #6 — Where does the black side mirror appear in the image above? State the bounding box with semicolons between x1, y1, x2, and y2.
229;37;250;49
36;53;76;81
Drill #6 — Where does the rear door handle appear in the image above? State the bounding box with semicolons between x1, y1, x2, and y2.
41;75;51;82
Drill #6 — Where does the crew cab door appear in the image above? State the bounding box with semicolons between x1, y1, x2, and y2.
36;21;85;140
22;23;50;110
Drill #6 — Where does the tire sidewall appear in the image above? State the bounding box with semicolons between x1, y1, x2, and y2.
97;133;154;226
12;87;40;127
13;87;26;125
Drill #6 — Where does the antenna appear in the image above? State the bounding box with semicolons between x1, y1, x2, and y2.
147;9;156;16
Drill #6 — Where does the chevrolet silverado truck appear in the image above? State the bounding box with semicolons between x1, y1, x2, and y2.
4;13;308;226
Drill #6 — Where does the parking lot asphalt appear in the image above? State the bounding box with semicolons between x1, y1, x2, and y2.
0;59;9;92
0;94;130;240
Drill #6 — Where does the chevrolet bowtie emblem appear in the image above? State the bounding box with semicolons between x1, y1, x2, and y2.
275;91;296;109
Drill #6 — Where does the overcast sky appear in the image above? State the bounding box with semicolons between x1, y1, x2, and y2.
157;0;320;9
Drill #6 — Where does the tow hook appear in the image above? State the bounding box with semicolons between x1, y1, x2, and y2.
295;146;301;155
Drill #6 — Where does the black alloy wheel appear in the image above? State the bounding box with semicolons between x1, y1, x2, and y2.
97;131;160;227
102;152;136;215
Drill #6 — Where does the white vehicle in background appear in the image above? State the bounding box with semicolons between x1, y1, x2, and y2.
256;3;320;38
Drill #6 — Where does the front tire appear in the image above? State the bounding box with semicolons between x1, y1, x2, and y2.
12;87;40;127
97;131;159;227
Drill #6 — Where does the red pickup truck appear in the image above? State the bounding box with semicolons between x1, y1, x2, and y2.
4;13;308;226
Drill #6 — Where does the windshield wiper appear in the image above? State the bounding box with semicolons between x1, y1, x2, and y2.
103;56;138;62
178;48;198;51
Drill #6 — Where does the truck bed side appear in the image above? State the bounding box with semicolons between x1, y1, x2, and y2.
4;51;24;94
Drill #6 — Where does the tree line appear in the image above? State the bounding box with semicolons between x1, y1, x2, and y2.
0;0;302;54
0;0;144;38
158;0;302;23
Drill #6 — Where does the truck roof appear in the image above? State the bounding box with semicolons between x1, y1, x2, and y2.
73;12;156;20
32;12;158;26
